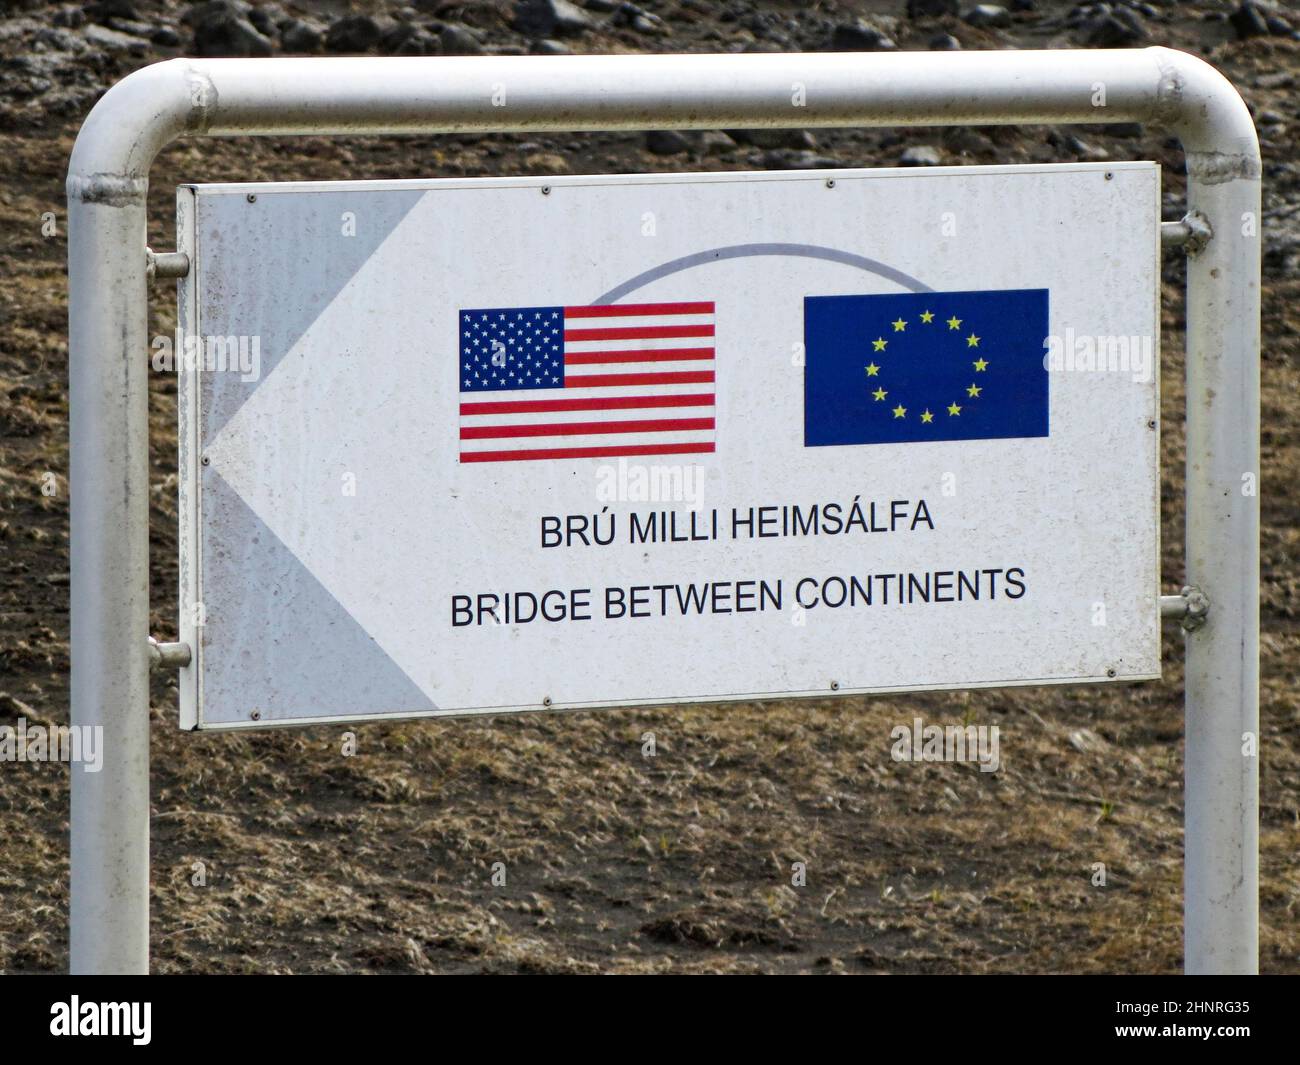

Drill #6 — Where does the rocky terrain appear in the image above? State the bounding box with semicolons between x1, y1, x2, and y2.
0;0;1297;973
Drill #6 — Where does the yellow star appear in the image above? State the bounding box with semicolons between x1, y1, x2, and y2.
872;337;887;352
973;357;988;372
947;402;962;416
967;383;982;398
920;310;935;324
865;363;880;377
947;316;961;330
892;404;907;419
873;387;887;401
920;409;934;424
892;318;907;332
966;333;980;348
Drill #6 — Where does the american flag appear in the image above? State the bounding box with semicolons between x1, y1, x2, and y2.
458;301;716;463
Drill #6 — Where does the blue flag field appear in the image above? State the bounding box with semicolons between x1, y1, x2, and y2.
804;288;1050;447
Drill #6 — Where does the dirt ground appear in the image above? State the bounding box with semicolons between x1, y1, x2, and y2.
1;0;1298;973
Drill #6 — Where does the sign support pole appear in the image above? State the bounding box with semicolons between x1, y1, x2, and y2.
1182;133;1261;975
67;48;1259;975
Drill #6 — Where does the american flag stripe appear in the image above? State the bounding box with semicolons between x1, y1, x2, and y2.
564;323;715;342
459;427;715;454
467;381;711;402
463;417;716;440
462;441;716;464
462;427;714;450
460;392;715;416
463;405;715;430
565;348;714;365
566;331;713;352
563;301;714;318
458;300;716;464
564;370;715;389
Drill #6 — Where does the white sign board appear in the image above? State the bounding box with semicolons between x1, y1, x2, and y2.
176;162;1160;730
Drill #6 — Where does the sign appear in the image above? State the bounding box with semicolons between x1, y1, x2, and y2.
176;162;1160;729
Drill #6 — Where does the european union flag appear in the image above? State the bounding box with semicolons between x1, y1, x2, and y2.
804;288;1049;447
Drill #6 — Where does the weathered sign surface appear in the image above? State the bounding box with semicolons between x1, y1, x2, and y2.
176;162;1160;729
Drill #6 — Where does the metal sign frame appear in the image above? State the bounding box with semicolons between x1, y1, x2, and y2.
66;49;1260;975
178;162;1164;729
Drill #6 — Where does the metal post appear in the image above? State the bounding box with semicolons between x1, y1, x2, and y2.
68;48;1258;974
67;177;152;974
1173;59;1262;974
